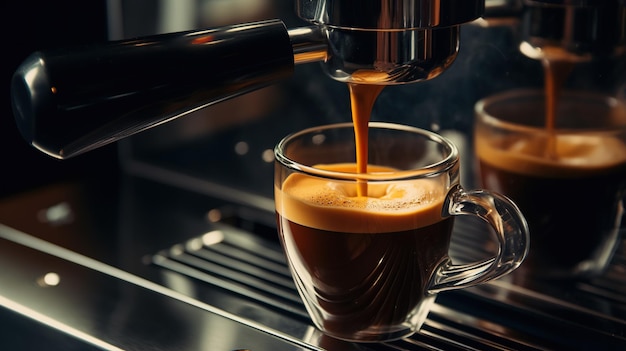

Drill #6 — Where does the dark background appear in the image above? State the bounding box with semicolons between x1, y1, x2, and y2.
2;1;119;198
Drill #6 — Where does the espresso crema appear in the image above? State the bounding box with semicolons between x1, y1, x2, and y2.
275;163;446;234
476;134;626;178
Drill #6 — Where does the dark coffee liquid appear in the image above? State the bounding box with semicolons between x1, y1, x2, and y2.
277;215;452;335
476;54;626;277
275;163;451;337
478;159;626;275
476;120;626;276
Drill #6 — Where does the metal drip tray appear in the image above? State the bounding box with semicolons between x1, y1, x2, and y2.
0;175;623;350
153;210;626;350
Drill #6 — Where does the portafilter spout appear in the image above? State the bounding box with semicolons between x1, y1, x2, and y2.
11;1;484;159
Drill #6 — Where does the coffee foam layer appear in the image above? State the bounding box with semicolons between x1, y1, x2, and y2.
476;135;626;177
275;163;446;233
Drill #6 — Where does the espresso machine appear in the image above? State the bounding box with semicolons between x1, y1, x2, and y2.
2;1;625;350
11;0;485;159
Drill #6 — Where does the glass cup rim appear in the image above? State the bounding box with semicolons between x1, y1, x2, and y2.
274;121;459;181
475;88;626;134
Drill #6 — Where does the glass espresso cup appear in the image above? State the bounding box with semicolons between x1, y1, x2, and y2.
475;90;626;279
274;122;529;342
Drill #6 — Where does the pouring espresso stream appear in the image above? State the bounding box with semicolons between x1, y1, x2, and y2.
348;83;385;196
542;59;574;160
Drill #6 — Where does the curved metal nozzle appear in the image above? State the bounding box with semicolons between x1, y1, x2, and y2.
289;27;328;64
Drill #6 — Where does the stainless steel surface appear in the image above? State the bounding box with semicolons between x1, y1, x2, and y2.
0;224;316;351
296;0;484;84
154;216;626;350
317;25;461;84
0;172;623;350
289;27;328;64
296;0;484;29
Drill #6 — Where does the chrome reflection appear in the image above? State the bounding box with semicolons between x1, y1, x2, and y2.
202;230;225;246
36;272;61;287
37;202;74;226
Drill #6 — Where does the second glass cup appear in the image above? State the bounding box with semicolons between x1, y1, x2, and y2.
274;122;529;342
475;89;626;279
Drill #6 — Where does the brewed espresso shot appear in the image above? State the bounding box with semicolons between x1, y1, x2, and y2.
475;90;626;279
274;123;529;342
276;164;451;337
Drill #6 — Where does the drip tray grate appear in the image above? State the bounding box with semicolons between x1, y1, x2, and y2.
153;211;626;350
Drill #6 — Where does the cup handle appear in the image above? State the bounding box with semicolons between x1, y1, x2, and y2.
427;185;530;294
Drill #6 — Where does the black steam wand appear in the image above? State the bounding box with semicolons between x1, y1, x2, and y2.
11;20;317;159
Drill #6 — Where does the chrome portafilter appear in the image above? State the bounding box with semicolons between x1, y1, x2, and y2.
297;0;484;84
